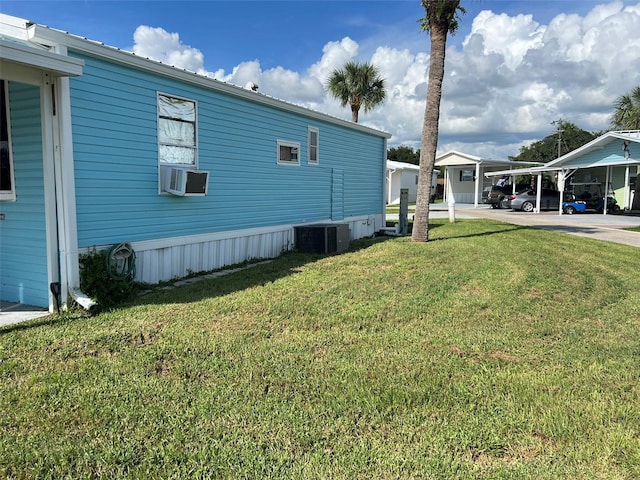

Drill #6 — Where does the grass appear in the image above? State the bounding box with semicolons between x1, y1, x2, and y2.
624;225;640;232
1;218;639;479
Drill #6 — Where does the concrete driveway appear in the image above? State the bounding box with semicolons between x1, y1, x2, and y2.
0;301;50;328
430;204;640;247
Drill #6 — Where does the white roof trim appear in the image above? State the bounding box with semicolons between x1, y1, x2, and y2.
485;130;640;177
386;160;419;171
435;150;542;168
26;22;391;139
0;38;83;76
545;130;640;168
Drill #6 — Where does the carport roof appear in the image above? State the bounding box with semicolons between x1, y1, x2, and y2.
435;150;542;168
486;130;640;177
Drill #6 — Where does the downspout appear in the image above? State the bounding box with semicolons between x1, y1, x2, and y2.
51;46;95;310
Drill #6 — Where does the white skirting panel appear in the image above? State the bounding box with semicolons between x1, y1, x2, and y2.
132;226;295;284
82;215;383;286
346;214;383;240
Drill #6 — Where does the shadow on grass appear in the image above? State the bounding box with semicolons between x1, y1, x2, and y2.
0;221;529;334
429;223;531;242
0;235;399;335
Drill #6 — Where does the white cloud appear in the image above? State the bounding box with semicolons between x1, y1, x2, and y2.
131;2;640;159
132;26;213;77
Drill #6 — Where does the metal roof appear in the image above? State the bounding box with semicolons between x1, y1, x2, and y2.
485;130;640;177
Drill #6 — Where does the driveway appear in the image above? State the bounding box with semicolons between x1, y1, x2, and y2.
429;204;640;247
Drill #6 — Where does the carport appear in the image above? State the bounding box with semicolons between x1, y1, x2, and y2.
435;151;542;207
485;130;640;215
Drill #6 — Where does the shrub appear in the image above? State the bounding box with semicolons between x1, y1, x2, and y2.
79;247;137;309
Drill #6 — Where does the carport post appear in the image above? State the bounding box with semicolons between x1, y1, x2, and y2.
535;173;543;213
557;170;565;216
474;162;481;208
446;166;456;223
604;166;611;215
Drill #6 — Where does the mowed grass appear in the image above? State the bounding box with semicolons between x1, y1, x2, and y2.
1;218;639;479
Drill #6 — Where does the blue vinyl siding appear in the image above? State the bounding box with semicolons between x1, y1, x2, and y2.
68;53;386;247
0;82;48;307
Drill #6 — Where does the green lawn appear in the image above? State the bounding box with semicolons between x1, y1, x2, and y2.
2;218;639;479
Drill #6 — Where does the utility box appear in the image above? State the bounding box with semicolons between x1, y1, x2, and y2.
294;223;350;254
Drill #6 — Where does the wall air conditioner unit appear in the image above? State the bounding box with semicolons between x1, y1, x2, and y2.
166;167;209;196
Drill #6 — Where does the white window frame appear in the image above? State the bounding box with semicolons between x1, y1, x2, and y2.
308;126;319;165
0;80;16;202
277;139;300;165
157;92;198;167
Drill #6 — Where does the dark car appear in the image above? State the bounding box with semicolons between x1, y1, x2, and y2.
485;185;514;209
505;188;561;212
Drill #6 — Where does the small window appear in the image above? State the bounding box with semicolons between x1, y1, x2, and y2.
460;169;474;182
158;93;197;166
277;140;300;165
0;80;15;201
308;127;319;164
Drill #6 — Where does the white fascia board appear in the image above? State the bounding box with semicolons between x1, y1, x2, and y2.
484;166;559;177
28;24;391;140
386;160;419;171
0;39;83;76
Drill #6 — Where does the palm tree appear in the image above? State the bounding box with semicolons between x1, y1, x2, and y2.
326;61;386;123
611;85;640;130
412;0;465;242
611;85;640;210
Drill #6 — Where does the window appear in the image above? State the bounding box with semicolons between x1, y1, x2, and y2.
0;80;15;201
460;169;475;182
158;93;197;166
277;140;300;165
308;127;319;164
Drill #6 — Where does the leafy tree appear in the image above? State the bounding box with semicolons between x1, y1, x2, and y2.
509;121;600;164
387;145;420;165
326;61;386;123
413;0;465;242
610;85;640;130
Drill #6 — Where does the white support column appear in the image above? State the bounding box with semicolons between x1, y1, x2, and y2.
474;162;481;208
446;166;456;223
535;173;543;213
557;170;565;215
604;165;611;215
52;45;82;308
40;72;59;313
624;165;630;210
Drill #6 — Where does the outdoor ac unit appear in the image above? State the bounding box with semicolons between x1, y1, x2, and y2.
165;167;209;196
294;223;350;254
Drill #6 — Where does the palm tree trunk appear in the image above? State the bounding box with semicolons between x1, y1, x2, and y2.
412;23;448;242
351;104;359;123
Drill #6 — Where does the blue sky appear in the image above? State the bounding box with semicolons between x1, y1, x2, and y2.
3;1;640;158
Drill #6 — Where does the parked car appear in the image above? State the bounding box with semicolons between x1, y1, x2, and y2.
505;189;562;212
485;185;513;209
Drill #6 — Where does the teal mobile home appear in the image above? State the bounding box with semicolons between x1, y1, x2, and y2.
0;14;390;311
